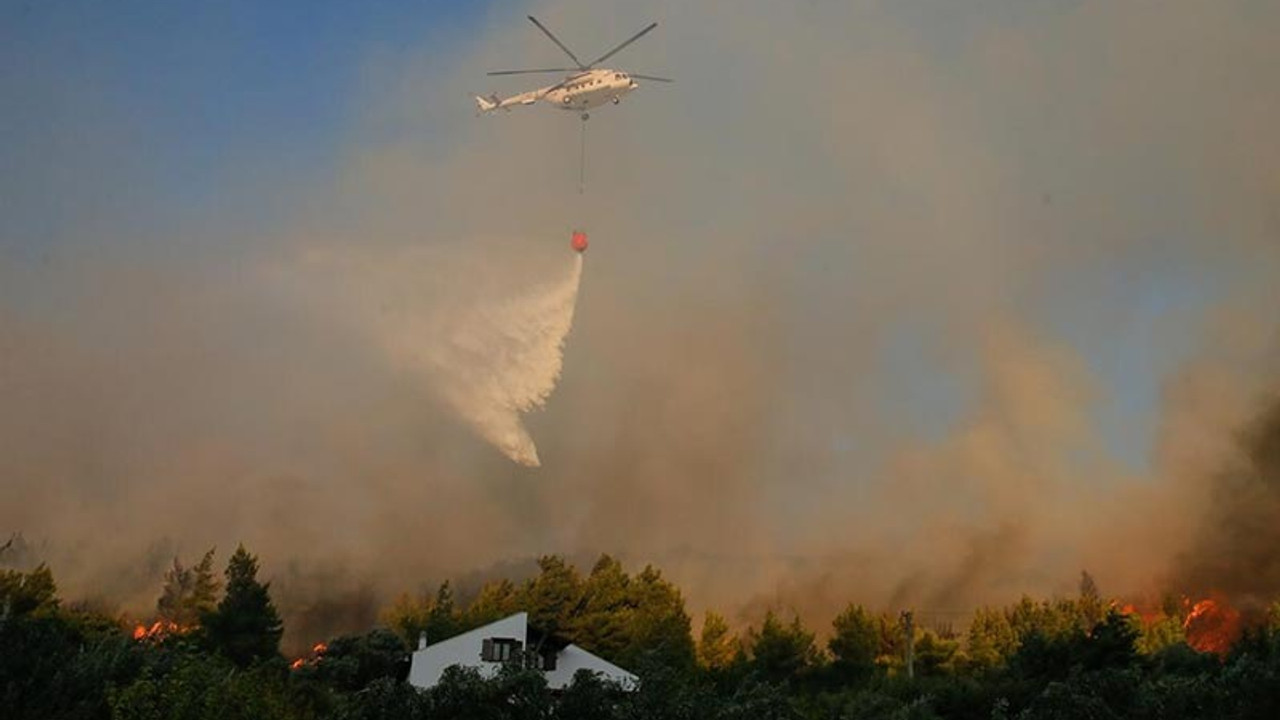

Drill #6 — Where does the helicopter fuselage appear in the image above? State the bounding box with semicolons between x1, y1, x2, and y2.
476;17;666;117
544;69;639;111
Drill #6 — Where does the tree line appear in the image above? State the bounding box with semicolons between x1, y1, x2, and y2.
4;547;1280;719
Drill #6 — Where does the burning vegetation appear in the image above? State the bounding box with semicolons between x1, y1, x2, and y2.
290;642;329;670
1183;596;1243;656
1117;593;1245;657
7;541;1280;718
130;619;192;642
8;398;1280;717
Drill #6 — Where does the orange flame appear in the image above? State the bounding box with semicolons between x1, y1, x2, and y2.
131;620;191;642
1114;599;1162;625
1115;592;1245;656
289;641;329;670
1183;595;1242;656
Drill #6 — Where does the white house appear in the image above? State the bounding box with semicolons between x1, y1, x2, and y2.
406;612;638;691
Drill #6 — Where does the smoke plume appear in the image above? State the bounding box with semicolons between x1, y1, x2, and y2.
1175;394;1280;612
2;0;1280;644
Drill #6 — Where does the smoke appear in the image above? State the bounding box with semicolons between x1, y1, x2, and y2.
3;0;1280;643
1174;393;1280;612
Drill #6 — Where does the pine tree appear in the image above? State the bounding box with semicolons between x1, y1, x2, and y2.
966;606;1017;670
156;557;194;624
382;592;432;647
201;544;283;666
829;603;879;680
520;555;583;639
574;555;635;660
915;629;961;676
190;548;220;617
157;548;220;627
1079;570;1105;627
1079;570;1100;601
463;579;519;629
0;564;58;617
747;610;819;684
697;611;739;670
426;581;460;641
625;565;695;670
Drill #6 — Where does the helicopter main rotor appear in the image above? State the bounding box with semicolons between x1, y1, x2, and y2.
486;16;670;83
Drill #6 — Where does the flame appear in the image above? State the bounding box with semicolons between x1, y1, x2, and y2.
1183;595;1242;656
289;641;329;671
1117;603;1144;620
1113;599;1162;625
1114;592;1245;656
131;619;191;642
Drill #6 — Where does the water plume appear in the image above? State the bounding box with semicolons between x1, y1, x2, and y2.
404;252;584;466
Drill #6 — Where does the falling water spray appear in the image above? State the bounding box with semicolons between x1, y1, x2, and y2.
418;252;585;466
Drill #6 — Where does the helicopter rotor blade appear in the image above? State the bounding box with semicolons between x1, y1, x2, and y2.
588;22;658;68
526;16;587;69
487;68;574;76
629;74;673;83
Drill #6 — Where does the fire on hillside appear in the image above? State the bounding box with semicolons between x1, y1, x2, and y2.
131;620;193;642
290;642;329;670
1119;593;1244;656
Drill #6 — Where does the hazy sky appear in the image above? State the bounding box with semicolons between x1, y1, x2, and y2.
0;0;1248;468
3;0;1278;640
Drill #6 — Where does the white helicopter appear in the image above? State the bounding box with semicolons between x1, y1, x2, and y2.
475;16;671;121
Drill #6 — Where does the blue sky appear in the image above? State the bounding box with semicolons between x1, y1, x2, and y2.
1;0;491;244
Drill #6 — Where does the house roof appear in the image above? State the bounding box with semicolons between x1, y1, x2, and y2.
408;611;638;691
525;624;573;653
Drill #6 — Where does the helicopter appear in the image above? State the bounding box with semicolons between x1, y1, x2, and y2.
475;16;672;121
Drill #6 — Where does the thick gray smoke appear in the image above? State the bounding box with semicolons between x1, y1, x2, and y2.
2;0;1280;643
1174;394;1280;612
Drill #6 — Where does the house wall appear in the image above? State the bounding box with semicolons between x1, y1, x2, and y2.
543;643;638;690
406;612;528;688
406;611;639;691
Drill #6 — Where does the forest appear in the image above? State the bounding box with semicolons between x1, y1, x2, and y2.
3;546;1280;720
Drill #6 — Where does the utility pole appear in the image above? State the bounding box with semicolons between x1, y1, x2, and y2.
901;610;915;679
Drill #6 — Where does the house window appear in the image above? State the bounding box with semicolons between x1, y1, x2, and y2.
481;637;523;663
